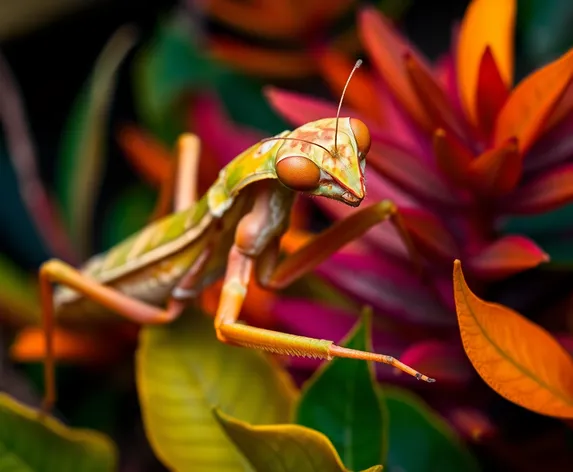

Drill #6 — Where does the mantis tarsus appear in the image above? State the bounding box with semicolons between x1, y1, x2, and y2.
38;60;435;414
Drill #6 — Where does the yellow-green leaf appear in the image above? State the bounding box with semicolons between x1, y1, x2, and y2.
453;259;573;418
136;310;298;472
0;393;117;471
213;409;383;472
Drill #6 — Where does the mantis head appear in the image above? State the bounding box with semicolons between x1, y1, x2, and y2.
272;116;371;207
268;59;370;207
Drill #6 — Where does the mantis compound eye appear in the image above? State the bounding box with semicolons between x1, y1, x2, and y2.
276;156;320;191
350;118;371;158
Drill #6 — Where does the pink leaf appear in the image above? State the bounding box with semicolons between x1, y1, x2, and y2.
315;252;455;327
501;163;573;215
468;235;549;279
368;140;465;209
272;298;406;354
524;115;573;174
401;207;460;261
191;94;262;165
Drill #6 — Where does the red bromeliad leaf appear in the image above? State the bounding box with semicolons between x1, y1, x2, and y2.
524;115;573;174
266;87;347;126
433;128;473;188
434;54;462;112
468;235;549;279
367;141;463;209
400;207;459;262
358;7;434;131
457;0;515;126
399;340;473;385
190;94;262;166
467;138;521;197
494;48;573;155
475;47;510;137
265;87;386;142
316;48;385;124
453;260;573;418
500;163;573;214
404;52;466;139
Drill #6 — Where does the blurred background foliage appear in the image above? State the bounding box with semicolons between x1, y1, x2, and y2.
2;0;573;470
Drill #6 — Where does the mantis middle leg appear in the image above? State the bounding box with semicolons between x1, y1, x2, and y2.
214;196;435;382
36;238;216;415
151;133;202;219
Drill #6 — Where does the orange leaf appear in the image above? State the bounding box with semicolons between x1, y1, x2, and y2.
453;259;573;418
10;327;126;364
203;0;300;41
204;0;354;42
209;39;313;79
116;125;172;186
358;7;433;131
467;138;521;197
316;48;384;124
404;52;466;138
476;47;510;137
494;48;573;155
433;128;473;187
457;0;515;125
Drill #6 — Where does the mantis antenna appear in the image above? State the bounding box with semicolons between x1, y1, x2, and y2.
334;59;363;154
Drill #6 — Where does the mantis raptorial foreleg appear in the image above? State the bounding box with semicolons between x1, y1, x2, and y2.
214;195;435;382
261;199;421;290
151;133;202;220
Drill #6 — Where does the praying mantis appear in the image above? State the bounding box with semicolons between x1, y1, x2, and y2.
37;60;435;414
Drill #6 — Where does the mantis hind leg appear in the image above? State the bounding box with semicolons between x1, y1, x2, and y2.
38;259;187;415
151;133;202;220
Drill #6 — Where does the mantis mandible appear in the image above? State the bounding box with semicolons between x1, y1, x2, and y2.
38;60;435;414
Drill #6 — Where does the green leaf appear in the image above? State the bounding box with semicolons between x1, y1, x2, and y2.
57;25;137;258
133;13;224;145
0;393;117;472
381;386;480;472
0;253;39;327
136;309;298;472
213;409;383;472
295;308;386;470
101;183;156;250
216;72;289;136
517;0;573;72
501;206;573;267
